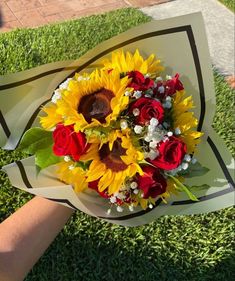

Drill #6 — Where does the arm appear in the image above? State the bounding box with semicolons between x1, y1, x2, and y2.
0;196;74;281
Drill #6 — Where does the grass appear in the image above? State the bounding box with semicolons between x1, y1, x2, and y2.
218;0;235;12
0;7;234;281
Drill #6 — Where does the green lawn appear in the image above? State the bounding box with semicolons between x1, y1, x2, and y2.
0;8;234;281
218;0;235;12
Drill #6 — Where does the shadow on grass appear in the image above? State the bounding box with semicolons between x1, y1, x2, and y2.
25;212;235;281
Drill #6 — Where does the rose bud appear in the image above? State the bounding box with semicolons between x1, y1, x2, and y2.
154;73;184;98
150;136;187;170
136;166;167;199
130;97;164;125
53;123;88;161
165;73;184;96
128;70;154;91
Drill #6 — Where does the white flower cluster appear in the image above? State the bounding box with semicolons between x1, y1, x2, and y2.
52;76;90;104
168;155;197;176
107;190;131;214
163;96;172;109
143;118;168;160
59;77;73;90
51;77;73;104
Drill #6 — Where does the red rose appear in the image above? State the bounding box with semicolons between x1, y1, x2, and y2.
136;166;167;199
150;136;187;170
53;124;88;161
165;73;184;96
130;97;164;125
128;71;154;91
154;73;184;98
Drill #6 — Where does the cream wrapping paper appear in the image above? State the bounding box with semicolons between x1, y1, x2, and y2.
0;12;234;226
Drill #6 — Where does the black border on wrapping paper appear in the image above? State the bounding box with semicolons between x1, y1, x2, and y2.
0;110;10;138
1;25;234;221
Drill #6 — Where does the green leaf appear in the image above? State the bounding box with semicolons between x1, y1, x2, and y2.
178;161;209;178
169;175;199;201
18;127;53;154
187;184;210;192
35;145;61;173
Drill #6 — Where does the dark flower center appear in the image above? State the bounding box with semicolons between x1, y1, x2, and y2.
99;139;128;172
78;88;114;123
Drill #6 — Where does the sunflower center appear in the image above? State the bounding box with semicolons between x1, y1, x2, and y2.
99;139;128;172
78;88;114;123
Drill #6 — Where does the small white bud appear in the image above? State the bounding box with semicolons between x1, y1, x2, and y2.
182;162;189;170
149;204;153;209
174;127;181;135
64;156;70;162
120;120;128;130
133;189;139;194
116;206;123;213
156;76;163;82
158;86;165;94
165;96;172;102
130;182;138;189
149;140;158;149
150;118;159;127
134;125;143;134
163;101;172;109
141;193;144;198
144;73;150;78
132;108;140;116
51;89;62;103
117;193;126;200
184;154;191;162
59;78;72;90
166;75;172;80
69;165;75;170
144;135;152;142
110;196;117;203
124;90;131;96
167;131;173;137
133;90;142;99
106;209;111;215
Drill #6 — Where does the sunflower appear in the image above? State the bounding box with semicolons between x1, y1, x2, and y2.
102;49;164;75
40;103;63;130
81;131;144;195
172;90;203;153
56;161;88;193
54;69;132;132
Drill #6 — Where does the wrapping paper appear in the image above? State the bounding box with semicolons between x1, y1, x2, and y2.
0;12;234;226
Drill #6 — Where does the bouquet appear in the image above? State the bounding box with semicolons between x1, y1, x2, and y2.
18;50;209;214
1;13;234;226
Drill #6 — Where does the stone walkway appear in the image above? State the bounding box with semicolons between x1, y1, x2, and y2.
0;0;169;32
142;0;235;78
